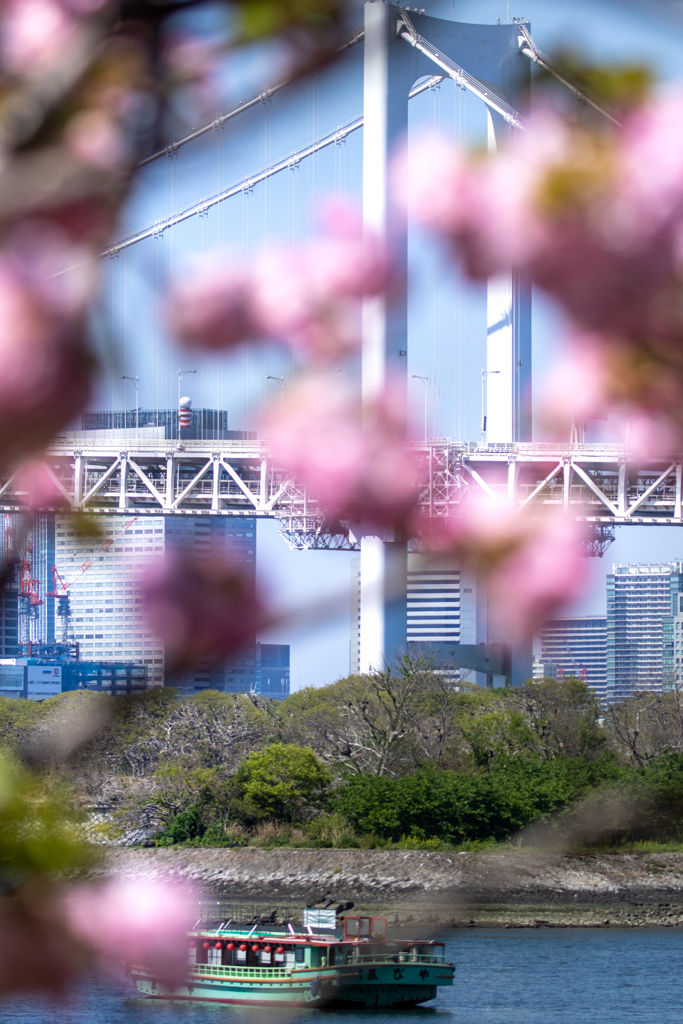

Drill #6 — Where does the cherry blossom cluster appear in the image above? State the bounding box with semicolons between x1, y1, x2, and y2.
397;91;683;447
421;501;589;639
169;204;390;362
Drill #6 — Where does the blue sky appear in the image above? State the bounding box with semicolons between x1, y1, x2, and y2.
91;0;683;690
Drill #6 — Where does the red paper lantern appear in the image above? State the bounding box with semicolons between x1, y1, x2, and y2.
203;942;210;950
215;942;222;950
264;945;272;953
252;944;260;953
227;943;235;951
189;941;196;948
276;947;285;955
239;944;247;951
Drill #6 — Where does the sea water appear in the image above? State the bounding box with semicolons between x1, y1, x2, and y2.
4;928;682;1024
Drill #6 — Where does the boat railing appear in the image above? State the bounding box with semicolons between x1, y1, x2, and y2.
191;964;290;980
346;953;445;965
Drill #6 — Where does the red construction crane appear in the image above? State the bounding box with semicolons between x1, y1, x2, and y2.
18;542;42;644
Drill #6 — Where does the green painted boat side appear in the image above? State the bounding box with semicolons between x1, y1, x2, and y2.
130;960;454;1009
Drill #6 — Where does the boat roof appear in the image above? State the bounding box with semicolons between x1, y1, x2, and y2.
190;929;445;946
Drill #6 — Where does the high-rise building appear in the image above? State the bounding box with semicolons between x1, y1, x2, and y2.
56;514;166;681
349;553;491;685
256;643;290;699
539;617;607;700
607;562;683;702
55;513;257;691
0;589;19;657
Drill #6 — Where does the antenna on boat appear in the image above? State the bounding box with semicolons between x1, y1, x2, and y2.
247;923;259;938
287;924;295;935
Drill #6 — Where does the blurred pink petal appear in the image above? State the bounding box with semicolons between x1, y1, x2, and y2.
169;204;389;361
488;511;589;639
65;110;128;169
168;266;261;351
266;377;419;529
65;877;196;986
13;460;67;509
537;337;611;437
618;409;680;461
421;501;589;639
392;131;470;235
143;547;265;670
397;104;683;344
0;253;93;468
1;0;79;72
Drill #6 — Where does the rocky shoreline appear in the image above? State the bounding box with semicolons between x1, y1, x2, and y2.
107;847;683;928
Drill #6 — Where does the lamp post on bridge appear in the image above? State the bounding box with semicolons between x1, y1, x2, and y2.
266;375;284;408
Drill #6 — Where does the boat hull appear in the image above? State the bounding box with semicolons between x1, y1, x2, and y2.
130;962;451;1010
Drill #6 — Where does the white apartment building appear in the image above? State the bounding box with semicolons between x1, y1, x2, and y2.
349;552;488;684
55;514;166;685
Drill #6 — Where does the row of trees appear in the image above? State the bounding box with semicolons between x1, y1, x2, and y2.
3;660;683;849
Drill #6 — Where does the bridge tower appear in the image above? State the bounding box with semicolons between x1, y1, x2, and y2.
359;1;531;680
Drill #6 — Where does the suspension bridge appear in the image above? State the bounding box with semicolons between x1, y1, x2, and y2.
0;3;669;680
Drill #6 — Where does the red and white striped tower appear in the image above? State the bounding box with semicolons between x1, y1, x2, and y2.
179;397;192;431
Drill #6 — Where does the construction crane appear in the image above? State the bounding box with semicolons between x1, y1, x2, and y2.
19;543;43;645
47;516;139;641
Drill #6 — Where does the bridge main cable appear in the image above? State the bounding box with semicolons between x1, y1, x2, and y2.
101;74;445;259
136;25;366;169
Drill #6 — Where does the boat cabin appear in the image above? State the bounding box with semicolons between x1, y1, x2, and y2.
188;916;446;972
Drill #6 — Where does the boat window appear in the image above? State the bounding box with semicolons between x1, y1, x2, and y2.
343;915;388;940
295;947;305;963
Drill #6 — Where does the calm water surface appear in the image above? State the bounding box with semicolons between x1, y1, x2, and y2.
5;929;683;1024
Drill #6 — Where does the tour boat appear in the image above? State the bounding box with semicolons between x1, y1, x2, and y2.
130;913;455;1008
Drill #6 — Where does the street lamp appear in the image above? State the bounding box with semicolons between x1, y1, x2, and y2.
411;375;429;442
178;369;197;404
121;375;140;434
481;369;500;441
266;375;284;408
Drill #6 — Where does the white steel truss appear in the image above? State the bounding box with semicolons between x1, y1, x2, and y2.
1;441;682;550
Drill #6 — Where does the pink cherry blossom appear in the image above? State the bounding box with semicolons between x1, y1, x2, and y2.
617;409;680;461
143;546;265;670
168;265;262;351
65;109;128;170
265;377;419;529
0;252;93;469
537;338;611;439
13;460;67;509
421;501;589;639
392;132;470;235
396;104;683;347
1;0;79;73
64;877;196;986
168;204;390;361
487;510;589;639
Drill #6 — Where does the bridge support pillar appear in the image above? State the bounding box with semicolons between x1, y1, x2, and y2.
359;1;532;674
360;1;410;672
